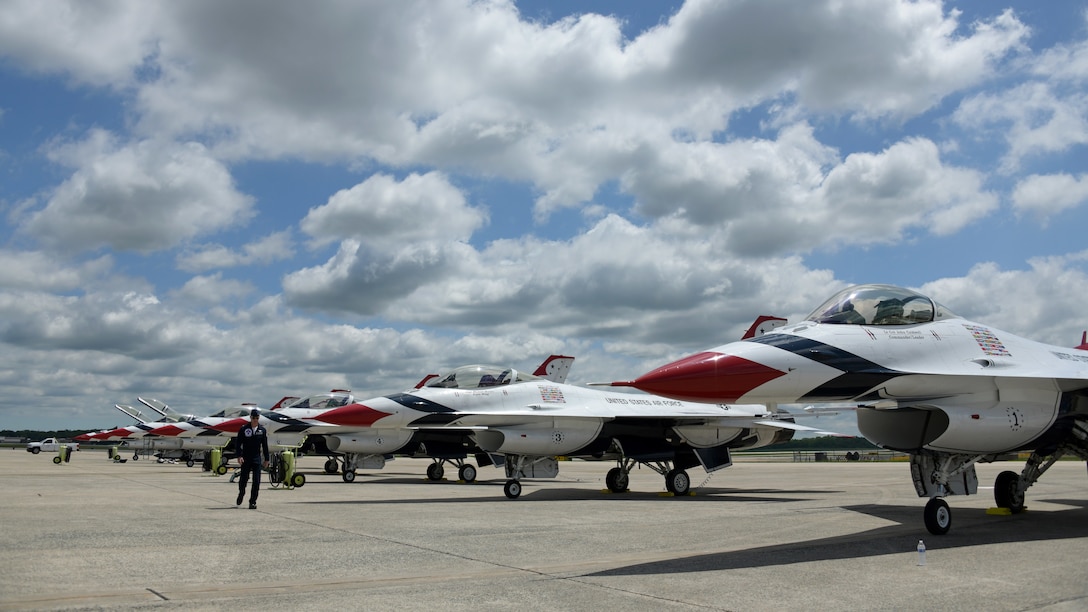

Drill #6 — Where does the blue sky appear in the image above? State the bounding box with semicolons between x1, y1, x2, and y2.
1;0;1086;437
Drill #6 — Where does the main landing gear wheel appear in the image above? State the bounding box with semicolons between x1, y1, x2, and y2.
458;464;477;483
665;468;690;496
994;470;1025;513
342;469;356;483
133;454;139;461
605;467;629;493
324;459;338;474
426;462;444;481
186;459;195;468
503;479;522;499
291;473;306;488
924;497;951;535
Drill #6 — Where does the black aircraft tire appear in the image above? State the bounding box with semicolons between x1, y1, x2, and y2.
665;468;690;496
426;462;444;481
503;479;522;499
324;459;338;474
605;467;629;493
458;464;477;483
924;497;952;535
342;469;356;483
994;470;1025;513
186;459;195;468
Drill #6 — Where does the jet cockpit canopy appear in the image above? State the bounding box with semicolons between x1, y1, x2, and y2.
424;365;542;389
208;403;260;418
806;284;959;326
283;391;355;410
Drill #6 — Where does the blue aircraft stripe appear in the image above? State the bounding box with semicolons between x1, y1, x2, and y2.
386;393;457;413
408;413;463;426
747;333;905;401
385;393;462;426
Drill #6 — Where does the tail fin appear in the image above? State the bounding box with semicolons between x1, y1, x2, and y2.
1076;331;1088;351
534;355;575;383
742;316;787;339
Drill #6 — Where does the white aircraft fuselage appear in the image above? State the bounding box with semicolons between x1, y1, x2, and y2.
615;284;1088;533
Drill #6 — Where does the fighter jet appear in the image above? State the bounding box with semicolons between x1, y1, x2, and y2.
610;283;1088;534
310;359;835;500
75;398;299;464
190;356;578;483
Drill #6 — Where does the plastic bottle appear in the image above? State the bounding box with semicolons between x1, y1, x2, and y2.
917;540;926;566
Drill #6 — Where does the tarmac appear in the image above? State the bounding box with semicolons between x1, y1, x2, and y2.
1;448;1086;611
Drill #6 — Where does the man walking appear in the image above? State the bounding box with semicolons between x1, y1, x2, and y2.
235;408;270;509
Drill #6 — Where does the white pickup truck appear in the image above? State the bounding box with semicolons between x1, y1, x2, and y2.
26;438;79;454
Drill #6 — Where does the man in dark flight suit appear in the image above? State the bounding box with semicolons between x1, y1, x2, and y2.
235;408;270;509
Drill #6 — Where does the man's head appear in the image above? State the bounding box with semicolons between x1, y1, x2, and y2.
249;408;260;421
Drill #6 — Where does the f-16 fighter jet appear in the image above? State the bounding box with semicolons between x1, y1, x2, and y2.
610;284;1088;534
309;360;834;499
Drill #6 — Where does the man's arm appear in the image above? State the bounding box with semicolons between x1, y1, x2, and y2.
261;431;270;464
235;428;245;465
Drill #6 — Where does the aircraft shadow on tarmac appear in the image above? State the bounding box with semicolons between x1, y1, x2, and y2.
286;476;836;505
585;499;1088;576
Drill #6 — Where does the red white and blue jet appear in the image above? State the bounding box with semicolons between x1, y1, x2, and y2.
610;284;1088;534
307;355;836;499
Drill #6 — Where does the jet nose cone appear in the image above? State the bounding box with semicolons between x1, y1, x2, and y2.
622;351;786;402
210;418;245;433
318;404;391;427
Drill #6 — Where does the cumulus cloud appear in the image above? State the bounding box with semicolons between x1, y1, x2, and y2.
23;131;254;253
922;252;1088;346
817;137;997;239
627;127;995;254
0;250;112;291
628;1;1027;119
172;273;254;305
954;83;1088;172
283;240;472;317
299;172;486;248
1031;15;1088;83
0;0;160;87
177;231;294;272
1012;173;1088;221
282;172;490;316
106;0;1028;208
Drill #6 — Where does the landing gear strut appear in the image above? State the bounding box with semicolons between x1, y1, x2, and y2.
913;441;1085;535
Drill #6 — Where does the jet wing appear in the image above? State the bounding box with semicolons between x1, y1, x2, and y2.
748;419;849;436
